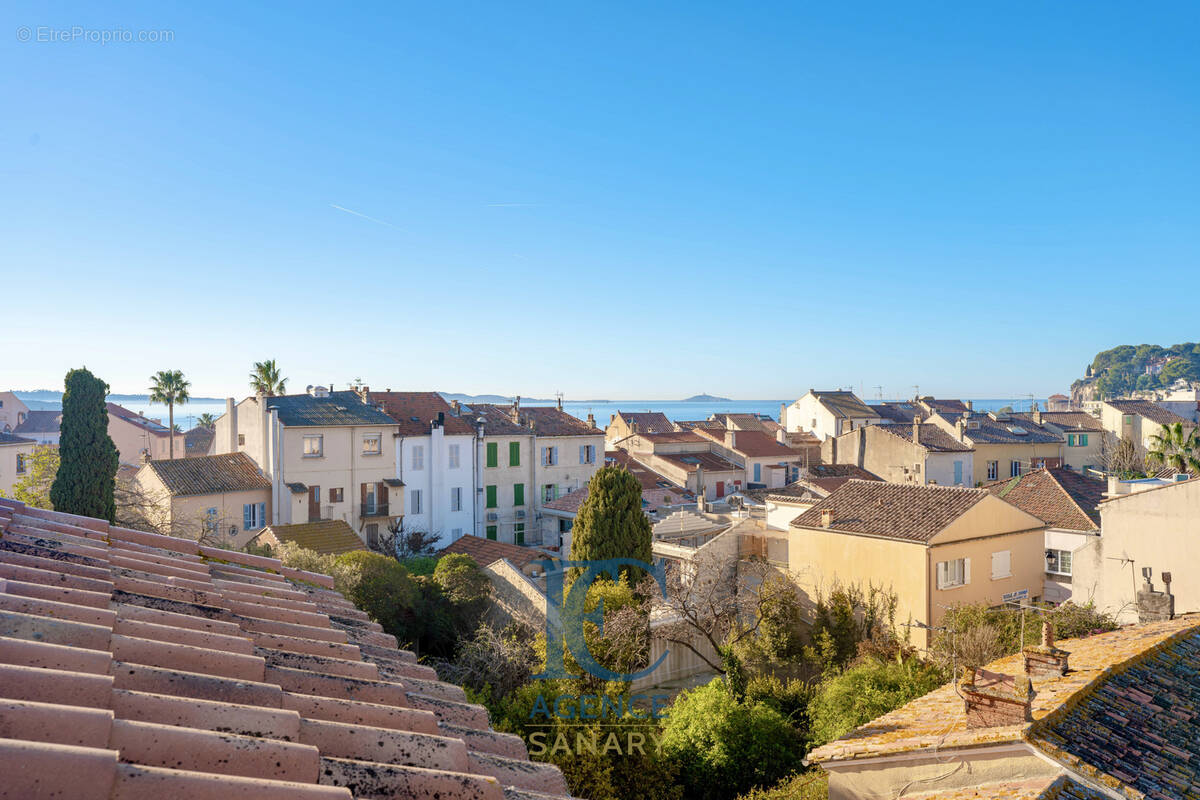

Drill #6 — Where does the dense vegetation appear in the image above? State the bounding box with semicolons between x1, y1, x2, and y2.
1078;342;1200;397
50;368;119;522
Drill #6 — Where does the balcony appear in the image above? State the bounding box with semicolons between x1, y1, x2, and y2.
360;503;390;518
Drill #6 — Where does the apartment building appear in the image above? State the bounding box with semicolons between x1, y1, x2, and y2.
106;403;187;465
781;390;881;441
1017;408;1104;474
11;410;62;446
614;429;743;500
692;426;807;488
211;387;404;547
0;432;35;497
824;419;975;486
460;399;604;547
1099;399;1193;453
928;411;1064;486
605;410;675;447
369;391;476;547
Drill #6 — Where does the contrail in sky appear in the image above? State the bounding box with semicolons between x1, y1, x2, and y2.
330;204;399;228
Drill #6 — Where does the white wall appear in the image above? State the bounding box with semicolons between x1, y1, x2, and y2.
925;452;973;487
396;429;476;547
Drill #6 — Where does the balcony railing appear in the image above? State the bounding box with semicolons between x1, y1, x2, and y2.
360;503;389;518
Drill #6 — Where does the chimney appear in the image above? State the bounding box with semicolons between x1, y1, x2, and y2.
451;399;460;415
961;669;1032;728
913;415;921;447
1023;620;1069;679
557;395;563;411
586;412;596;429
226;398;238;452
820;508;834;528
955;417;966;442
725;430;737;450
510;396;521;423
437;411;445;427
965;400;974;411
631;421;640;435
1137;570;1175;623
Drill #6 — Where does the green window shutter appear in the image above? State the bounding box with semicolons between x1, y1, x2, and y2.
486;526;497;540
486;442;498;468
514;523;525;545
514;483;524;506
1067;434;1075;447
486;485;497;508
509;441;520;466
1080;434;1088;446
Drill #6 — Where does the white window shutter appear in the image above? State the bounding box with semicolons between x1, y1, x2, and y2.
963;558;971;585
936;561;946;590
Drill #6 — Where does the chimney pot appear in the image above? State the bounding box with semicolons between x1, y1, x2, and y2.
965;400;974;411
913;415;921;446
586;412;595;429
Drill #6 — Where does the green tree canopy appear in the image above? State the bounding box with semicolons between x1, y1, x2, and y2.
148;369;190;460
6;445;60;508
50;368;119;522
249;359;288;396
569;465;653;575
1147;422;1200;474
806;657;945;747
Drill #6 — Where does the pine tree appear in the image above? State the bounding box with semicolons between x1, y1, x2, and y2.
50;368;119;522
569;465;653;573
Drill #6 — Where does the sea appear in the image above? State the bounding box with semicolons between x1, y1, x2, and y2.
29;396;1050;431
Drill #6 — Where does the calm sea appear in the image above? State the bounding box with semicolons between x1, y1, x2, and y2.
101;397;1049;431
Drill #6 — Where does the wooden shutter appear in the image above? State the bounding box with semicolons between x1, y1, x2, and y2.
256;503;265;529
360;483;368;508
514;483;524;506
510;441;520;466
243;504;252;531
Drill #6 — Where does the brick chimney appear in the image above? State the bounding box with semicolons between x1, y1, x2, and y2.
961;668;1033;728
1023;620;1069;679
820;508;834;528
913;415;921;447
1137;570;1175;623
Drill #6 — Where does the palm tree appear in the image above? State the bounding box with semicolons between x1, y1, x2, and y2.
148;370;191;460
1147;422;1200;475
249;360;288;396
196;412;218;429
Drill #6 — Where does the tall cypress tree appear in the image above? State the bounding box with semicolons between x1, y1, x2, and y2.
570;465;653;572
50;368;119;522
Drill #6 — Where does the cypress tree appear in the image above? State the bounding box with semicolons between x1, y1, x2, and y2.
50;368;119;522
569;465;653;572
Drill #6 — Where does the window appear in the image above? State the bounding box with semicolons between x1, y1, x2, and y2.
514;522;525;546
1046;548;1073;576
329;487;344;503
541;446;558;466
204;507;218;534
486;485;497;508
448;444;460;469
509;441;521;467
1067;434;1076;447
486;525;497;540
1010;460;1021;478
514;483;525;506
936;557;968;589
366;524;380;550
411;445;424;470
486;442;498;468
579;444;596;465
237;433;245;446
1123;414;1134;425
543;484;557;503
362;433;382;455
409;489;422;515
987;460;998;481
362;483;377;514
451;486;462;512
451;528;463;539
303;435;323;457
15;453;29;474
242;502;266;531
1079;434;1088;447
991;550;1012;580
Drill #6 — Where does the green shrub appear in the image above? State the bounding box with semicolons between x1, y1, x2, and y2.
400;555;439;576
331;550;421;646
659;678;804;800
807;657;945;746
931;601;1118;668
745;674;816;742
736;770;828;800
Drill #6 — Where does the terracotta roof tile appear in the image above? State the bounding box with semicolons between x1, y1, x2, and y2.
0;496;573;799
257;520;368;556
12;410;62;435
0;432;34;446
143;453;271;497
265;392;397;428
878;422;975;452
106;403;174;436
616;412;674;434
1105;399;1192;427
811;391;877;419
465;405;602;438
792;480;991;541
439;534;542;570
694;428;799;458
1014;412;1104;432
367;391;476;436
984;468;1103;531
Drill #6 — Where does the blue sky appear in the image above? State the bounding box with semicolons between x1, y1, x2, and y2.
4;2;1199;400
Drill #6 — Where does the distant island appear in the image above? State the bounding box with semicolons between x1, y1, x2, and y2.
682;393;732;402
13;390;226;410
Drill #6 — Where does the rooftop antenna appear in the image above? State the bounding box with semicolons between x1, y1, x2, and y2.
913;384;920;401
873;385;883;402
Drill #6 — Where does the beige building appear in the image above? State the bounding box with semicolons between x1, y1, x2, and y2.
1073;475;1200;624
1099;398;1193;453
605;410;675;447
928;411;1064;486
789;480;1046;648
0;392;30;433
211;388;403;547
824;419;974;486
132;452;272;548
614;430;743;500
251;519;367;556
0;433;36;498
693;427;810;489
782;390;881;442
1017;408;1104;474
458;400;604;547
107;403;187;465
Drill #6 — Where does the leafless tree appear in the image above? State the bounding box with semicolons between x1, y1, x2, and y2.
114;473;231;546
436;620;542;696
1096;432;1147;477
375;518;441;559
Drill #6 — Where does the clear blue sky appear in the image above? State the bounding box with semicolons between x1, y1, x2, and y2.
4;2;1198;400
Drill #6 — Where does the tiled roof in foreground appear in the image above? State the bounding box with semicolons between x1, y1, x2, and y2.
0;496;572;800
808;615;1199;770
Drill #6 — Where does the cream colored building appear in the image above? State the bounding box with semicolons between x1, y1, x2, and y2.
928;411;1064;486
1073;475;1200;624
0;392;30;433
605;410;675;447
1017;408;1104;474
133;452;272;548
0;433;36;498
107;403;187;465
789;480;1046;648
781;390;880;442
1099;398;1193;453
211;388;404;548
824;420;975;486
460;400;604;547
